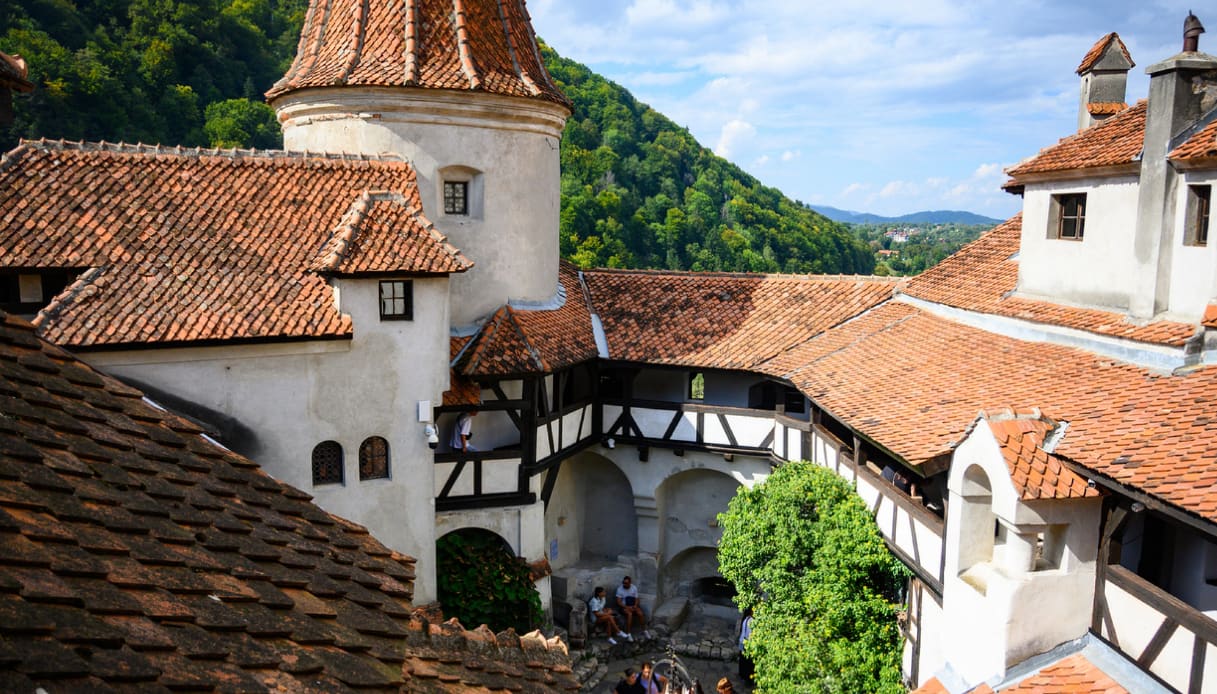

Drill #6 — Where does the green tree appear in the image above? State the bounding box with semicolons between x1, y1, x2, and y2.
203;97;280;148
718;461;908;693
436;530;543;634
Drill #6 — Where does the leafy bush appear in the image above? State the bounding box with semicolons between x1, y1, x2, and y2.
436;530;543;634
718;461;909;693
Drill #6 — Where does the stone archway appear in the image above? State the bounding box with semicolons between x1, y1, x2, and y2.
436;527;541;633
655;467;741;603
572;452;638;561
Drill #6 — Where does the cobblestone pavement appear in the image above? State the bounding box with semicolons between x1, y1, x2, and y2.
573;604;754;693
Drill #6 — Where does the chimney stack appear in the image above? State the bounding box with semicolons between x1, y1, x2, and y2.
1076;33;1134;131
1129;13;1217;318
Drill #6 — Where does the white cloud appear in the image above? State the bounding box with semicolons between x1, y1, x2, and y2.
715;119;756;158
781;150;800;162
841;182;868;197
754;155;771;166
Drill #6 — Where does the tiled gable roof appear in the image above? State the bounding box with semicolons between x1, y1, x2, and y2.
308;191;473;275
444;335;482;406
1076;33;1133;74
0;310;577;691
1005;101;1146;178
763;302;1217;524
267;0;570;108
583;270;897;370
0;140;463;349
457;262;598;377
901;216;1197;347
0;52;33;92
979;409;1099;500
1170;117;1217;164
1001;653;1128;693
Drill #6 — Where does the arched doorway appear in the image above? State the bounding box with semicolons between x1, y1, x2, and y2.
574;452;638;561
435;527;541;633
656;468;741;603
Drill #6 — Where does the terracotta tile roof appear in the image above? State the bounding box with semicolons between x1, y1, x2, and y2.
444;336;482;406
0;52;33;92
1001;653;1128;693
1076;33;1133;74
1086;102;1127;116
583;269;898;370
267;0;570;108
1005;101;1146;178
1169;117;1217;164
308;191;473;275
979;409;1099;500
0;310;576;691
763;302;1217;524
912;677;951;694
457;262;598;377
1204;303;1217;329
901;216;1197;347
0;140;465;349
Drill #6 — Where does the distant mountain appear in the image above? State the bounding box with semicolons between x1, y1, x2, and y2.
811;206;1003;226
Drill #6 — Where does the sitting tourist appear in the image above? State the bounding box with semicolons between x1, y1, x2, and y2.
616;575;651;639
589;586;629;644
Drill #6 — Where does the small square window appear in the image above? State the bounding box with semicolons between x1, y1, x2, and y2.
1186;185;1210;247
1051;193;1086;240
444;181;469;215
379;280;413;321
689;372;705;401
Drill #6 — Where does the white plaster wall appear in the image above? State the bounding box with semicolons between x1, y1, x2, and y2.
703;371;763;408
941;422;1102;682
85;277;451;603
656;468;738;573
1018;176;1140;309
916;592;947;690
1169;170;1217;318
855;474;945;583
1102;580;1196;692
274;88;568;324
543;459;584;572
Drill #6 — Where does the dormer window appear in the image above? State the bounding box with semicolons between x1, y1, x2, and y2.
1186;185;1210;246
1050;193;1086;240
444;181;468;215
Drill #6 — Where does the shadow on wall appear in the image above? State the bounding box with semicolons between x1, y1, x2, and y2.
578;454;638;561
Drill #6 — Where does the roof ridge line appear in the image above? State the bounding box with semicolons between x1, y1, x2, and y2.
452;0;483;90
339;0;370;83
403;0;418;84
497;0;540;97
32;266;104;331
17;138;409;163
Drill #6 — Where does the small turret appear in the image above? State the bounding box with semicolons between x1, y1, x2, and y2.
1076;33;1133;131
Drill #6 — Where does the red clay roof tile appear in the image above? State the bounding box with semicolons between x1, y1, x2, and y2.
1076;33;1133;74
761;302;1217;524
0;140;465;349
267;0;570;108
979;409;1100;500
308;191;473;275
1006;101;1146;178
1002;653;1129;693
584;270;897;370
457;262;599;377
0;310;578;691
901;216;1197;347
1170;117;1217;164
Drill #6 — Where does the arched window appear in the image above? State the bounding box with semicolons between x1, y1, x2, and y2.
312;441;344;485
359;436;390;480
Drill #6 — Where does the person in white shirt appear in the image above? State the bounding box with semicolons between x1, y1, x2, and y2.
588;586;629;644
615;575;650;638
450;410;477;453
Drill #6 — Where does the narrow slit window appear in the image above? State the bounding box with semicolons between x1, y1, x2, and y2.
444;181;469;215
1187;185;1210;246
379;280;413;321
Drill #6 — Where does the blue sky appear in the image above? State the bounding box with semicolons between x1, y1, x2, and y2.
528;1;1201;219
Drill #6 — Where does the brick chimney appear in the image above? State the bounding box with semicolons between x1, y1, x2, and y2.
1130;13;1217;318
1076;33;1134;131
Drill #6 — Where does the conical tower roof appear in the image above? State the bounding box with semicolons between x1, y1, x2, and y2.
267;0;569;107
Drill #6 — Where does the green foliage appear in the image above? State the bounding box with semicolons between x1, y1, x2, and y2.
204;97;280;148
1;0;306;148
718;461;909;693
436;531;543;635
848;221;992;276
542;43;874;275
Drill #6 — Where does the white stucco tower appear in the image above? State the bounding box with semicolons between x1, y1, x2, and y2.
267;0;572;325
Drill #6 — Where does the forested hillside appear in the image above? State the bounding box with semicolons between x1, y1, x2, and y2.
1;2;872;275
544;46;872;273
